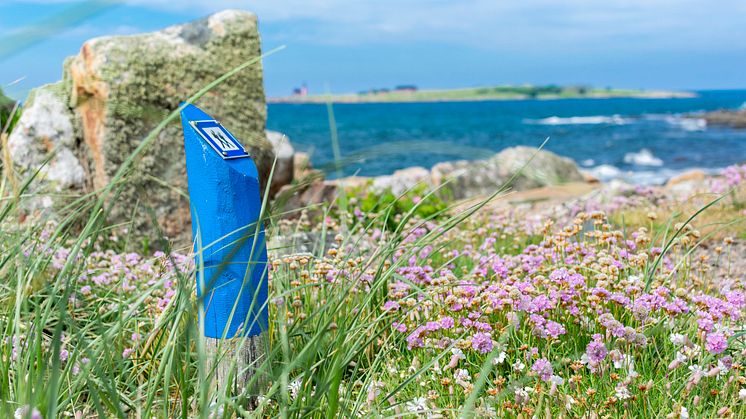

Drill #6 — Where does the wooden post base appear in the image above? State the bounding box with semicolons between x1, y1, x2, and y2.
205;334;267;409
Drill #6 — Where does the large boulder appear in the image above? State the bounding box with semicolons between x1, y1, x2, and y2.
432;146;584;199
8;10;275;245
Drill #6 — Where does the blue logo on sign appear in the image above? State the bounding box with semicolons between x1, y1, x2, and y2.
190;120;250;159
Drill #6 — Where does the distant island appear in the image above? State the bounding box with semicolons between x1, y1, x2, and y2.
269;84;696;104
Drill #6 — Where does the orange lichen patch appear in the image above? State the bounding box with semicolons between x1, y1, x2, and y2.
69;42;110;191
41;135;54;152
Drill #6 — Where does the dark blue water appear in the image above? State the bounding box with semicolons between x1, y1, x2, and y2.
267;90;746;184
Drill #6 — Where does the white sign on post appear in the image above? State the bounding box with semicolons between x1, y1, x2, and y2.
190;119;250;159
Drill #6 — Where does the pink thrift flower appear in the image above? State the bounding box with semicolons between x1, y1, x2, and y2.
705;333;728;355
545;321;566;338
585;338;608;363
471;332;493;354
532;358;553;382
382;301;400;311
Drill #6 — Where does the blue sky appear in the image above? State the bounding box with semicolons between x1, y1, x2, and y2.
1;0;745;100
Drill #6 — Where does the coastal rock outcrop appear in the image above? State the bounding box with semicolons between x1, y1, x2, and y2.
7;10;286;245
697;109;746;129
281;146;587;214
431;146;585;199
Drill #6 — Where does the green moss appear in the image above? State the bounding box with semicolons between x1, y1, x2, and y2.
0;87;17;130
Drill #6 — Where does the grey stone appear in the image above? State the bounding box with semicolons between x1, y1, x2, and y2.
432;146;584;199
8;82;85;204
371;166;431;195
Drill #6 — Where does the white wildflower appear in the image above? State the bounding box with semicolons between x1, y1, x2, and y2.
367;381;385;404
431;359;442;375
512;360;526;372
454;368;471;382
565;395;576;410
682;344;700;359
612;353;635;374
614;383;631;400
680;406;689;419
716;359;730;376
688;364;704;376
405;397;428;413
739;388;746;400
492;351;507;365
669;333;686;346
476;402;497;416
550;375;564;385
14;406;42;419
451;348;465;359
288;377;302;400
514;387;530;404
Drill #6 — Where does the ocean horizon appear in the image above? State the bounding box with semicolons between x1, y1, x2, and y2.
267;89;746;185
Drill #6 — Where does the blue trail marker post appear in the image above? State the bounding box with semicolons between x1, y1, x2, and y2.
180;103;268;403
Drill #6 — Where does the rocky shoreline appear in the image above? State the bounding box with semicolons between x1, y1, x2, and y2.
275;145;593;213
696;109;746;129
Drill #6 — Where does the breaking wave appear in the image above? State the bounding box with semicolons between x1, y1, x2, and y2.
584;165;722;185
525;115;630;125
623;149;663;167
644;114;707;131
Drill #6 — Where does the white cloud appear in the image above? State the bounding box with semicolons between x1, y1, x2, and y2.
8;0;746;52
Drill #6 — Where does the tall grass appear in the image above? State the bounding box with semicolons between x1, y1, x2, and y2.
1;53;745;419
0;51;505;418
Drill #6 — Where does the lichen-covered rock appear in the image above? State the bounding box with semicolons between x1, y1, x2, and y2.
8;82;85;205
69;9;272;242
9;10;274;245
432;146;584;199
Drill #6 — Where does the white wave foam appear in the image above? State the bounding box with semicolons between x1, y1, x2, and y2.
624;149;663;167
526;115;630;125
740;101;746;110
580;159;595;167
584;165;722;185
643;113;707;131
586;164;622;182
666;116;706;131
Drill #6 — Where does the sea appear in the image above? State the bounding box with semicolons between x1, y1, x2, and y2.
266;90;746;185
